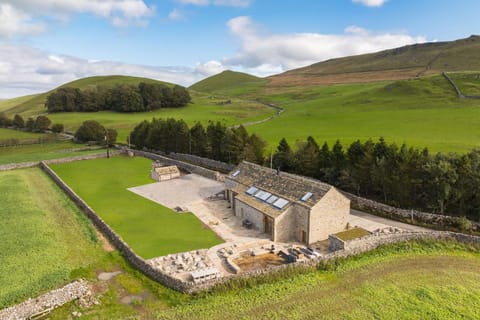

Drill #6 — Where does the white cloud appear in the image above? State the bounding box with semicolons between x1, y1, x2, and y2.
0;0;155;37
221;16;426;75
168;8;184;21
352;0;387;7
195;60;227;76
176;0;251;7
0;44;206;99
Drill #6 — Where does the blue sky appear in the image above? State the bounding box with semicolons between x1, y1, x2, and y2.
0;0;478;98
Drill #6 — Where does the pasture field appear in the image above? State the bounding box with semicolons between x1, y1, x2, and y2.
0;141;104;165
0;168;101;308
50;156;222;258
247;75;480;153
0;127;49;141
47;93;275;143
47;240;480;319
449;72;480;96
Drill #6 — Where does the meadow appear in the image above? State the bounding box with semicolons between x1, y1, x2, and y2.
50;156;222;258
245;75;480;153
0;168;102;308
0;141;104;165
46;240;480;319
0;128;48;141
47;93;275;143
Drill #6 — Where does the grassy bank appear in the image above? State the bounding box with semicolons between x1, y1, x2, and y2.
0;168;102;308
46;240;480;319
50;156;222;258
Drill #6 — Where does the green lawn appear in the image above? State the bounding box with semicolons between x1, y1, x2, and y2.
247;76;480;153
50;156;222;258
0;168;102;309
0;141;104;165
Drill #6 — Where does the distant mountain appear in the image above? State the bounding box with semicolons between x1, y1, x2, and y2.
269;35;480;86
0;75;176;116
189;70;267;95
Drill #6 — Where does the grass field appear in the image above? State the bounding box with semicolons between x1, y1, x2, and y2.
0;128;48;141
46;240;480;319
0;168;102;308
47;93;274;143
50;156;222;258
246;75;480;153
0;141;104;165
449;72;480;96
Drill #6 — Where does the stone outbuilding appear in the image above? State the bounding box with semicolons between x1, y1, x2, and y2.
225;161;350;245
151;164;181;181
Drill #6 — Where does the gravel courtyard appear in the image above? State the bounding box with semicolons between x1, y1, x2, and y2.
128;174;225;210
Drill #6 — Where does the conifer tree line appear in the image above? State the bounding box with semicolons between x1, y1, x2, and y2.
130;119;266;165
45;82;191;113
130;119;480;221
272;136;480;221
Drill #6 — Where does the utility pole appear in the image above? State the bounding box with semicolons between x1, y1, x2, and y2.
270;146;273;169
105;130;110;158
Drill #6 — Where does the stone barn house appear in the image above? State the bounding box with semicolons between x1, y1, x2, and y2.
225;161;350;245
151;164;181;181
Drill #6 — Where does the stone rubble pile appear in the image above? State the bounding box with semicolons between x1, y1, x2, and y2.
0;280;91;320
147;249;215;279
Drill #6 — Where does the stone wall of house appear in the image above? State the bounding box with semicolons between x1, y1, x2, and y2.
234;198;265;232
132;150;223;181
0;280;90;320
274;207;296;243
342;191;480;232
292;204;310;243
167;153;235;173
309;188;350;244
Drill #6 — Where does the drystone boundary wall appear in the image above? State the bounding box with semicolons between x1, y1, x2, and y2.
342;191;480;232
132;150;223;181
0;161;39;171
0;280;89;320
443;72;480;99
167;152;235;173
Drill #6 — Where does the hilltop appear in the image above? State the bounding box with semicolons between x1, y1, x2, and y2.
0;75;175;116
189;70;267;96
269;35;480;87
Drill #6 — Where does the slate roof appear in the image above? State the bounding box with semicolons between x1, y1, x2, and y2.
227;161;332;209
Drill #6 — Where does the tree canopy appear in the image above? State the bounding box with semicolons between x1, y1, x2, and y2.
45;83;191;113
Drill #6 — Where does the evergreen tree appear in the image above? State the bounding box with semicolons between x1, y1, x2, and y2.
189;122;208;156
272;138;295;171
13;114;25;128
295;136;320;177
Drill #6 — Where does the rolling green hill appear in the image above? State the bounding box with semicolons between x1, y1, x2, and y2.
189;70;267;96
0;75;174;117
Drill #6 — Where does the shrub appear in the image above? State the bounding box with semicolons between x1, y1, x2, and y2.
34;115;51;132
74;120;105;143
51;123;64;133
456;216;472;232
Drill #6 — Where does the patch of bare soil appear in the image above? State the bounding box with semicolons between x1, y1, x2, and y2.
234;252;287;273
96;229;115;252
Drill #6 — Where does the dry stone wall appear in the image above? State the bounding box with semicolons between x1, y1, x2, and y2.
0;280;89;320
132;149;223;181
343;191;480;232
167;152;235;173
